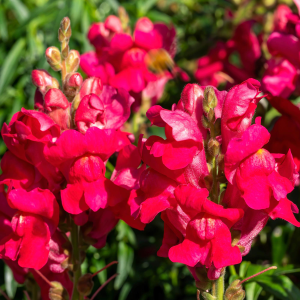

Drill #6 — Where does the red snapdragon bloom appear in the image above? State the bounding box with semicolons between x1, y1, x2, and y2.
167;185;243;274
195;21;260;87
44;127;131;214
262;58;297;98
0;189;28;283
225;121;295;210
80;15;186;110
221;78;261;153
74;85;134;134
0;188;59;269
266;95;300;175
1;109;63;191
224;150;300;255
139;83;228;187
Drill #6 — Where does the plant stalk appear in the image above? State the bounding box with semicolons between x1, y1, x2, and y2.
71;220;82;300
211;269;225;300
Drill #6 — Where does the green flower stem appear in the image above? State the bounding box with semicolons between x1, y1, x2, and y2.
211;269;225;300
71;220;82;300
229;265;237;276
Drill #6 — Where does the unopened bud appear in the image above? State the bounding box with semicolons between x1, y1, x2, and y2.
32;69;60;92
46;47;62;71
77;274;94;296
225;280;245;300
204;86;218;109
66;50;80;73
49;281;69;300
118;7;130;33
214;118;221;136
64;73;83;99
208;138;220;157
202;115;210;129
203;101;210;114
207;108;215;123
59;17;72;41
217;153;224;170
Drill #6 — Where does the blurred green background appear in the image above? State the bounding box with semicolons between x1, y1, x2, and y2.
1;0;300;299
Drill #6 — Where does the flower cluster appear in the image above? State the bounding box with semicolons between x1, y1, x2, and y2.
195;0;300;99
80;9;188;111
120;79;300;284
0;17;144;299
1;7;300;300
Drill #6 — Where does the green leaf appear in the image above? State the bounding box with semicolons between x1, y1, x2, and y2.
4;264;18;298
252;274;300;300
271;224;294;265
0;7;8;40
7;0;29;22
0;38;26;98
137;0;157;17
118;282;132;300
245;282;263;300
239;261;251;278
114;241;134;289
70;0;84;27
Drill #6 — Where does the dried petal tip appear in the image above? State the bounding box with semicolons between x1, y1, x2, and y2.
49;281;69;300
46;47;62;71
77;274;94;296
224;280;245;300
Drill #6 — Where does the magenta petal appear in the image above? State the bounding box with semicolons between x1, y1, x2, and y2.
239;175;271;210
84;178;130;212
160;110;203;143
169;239;202;267
225;124;270;183
140;196;171;223
267;197;300;226
268;171;294;201
162;141;198;170
8;188;59;227
18;215;50;269
146;105;167;127
61;183;88;214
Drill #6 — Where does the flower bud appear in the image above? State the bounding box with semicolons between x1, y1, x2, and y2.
203;101;210;114
208;138;220;157
77;274;94;296
202;115;210;129
49;281;69;300
204;86;218;109
118;7;130;32
46;47;62;71
59;17;72;42
64;73;83;100
66;50;80;73
207;108;215;123
31;69;60;94
217;153;224;170
224;279;245;300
